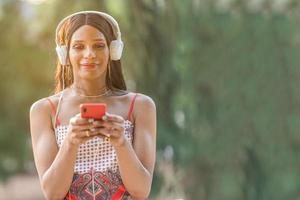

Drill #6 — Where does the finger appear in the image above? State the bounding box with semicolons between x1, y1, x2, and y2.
94;120;125;131
92;120;105;128
108;122;125;132
102;113;124;123
76;129;100;138
70;123;97;133
92;127;112;138
94;126;124;138
70;117;93;125
70;116;94;126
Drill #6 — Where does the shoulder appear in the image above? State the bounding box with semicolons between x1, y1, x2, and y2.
30;93;61;117
30;98;48;116
135;93;155;107
134;93;156;115
112;90;155;108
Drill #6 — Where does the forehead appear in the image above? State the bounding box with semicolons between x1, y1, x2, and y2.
70;25;106;42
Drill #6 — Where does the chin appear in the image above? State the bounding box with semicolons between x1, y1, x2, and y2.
80;71;106;80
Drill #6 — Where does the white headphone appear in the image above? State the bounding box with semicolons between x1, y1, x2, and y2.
55;11;124;65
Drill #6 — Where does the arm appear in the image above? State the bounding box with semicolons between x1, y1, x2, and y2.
113;95;157;199
30;99;92;199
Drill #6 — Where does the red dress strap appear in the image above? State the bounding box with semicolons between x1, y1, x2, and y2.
46;98;61;127
127;93;138;122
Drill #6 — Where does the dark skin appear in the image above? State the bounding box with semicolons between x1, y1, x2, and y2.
30;25;156;200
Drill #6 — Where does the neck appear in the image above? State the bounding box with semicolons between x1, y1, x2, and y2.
71;79;109;97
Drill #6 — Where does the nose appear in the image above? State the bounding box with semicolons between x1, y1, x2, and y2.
83;46;96;58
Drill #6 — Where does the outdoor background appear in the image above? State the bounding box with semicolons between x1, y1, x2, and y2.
0;0;300;199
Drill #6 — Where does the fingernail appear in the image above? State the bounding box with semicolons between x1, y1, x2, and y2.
102;115;107;121
90;128;96;132
88;119;94;123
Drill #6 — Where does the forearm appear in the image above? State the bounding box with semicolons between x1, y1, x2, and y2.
41;140;78;199
115;140;152;199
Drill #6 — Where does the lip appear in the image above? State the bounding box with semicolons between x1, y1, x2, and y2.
80;63;98;69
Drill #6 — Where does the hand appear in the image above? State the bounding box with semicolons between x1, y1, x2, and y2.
66;113;100;146
92;113;127;147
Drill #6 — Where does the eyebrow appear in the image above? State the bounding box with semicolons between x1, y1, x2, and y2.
72;39;106;42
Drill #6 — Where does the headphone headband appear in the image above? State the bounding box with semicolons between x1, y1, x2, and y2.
55;11;122;46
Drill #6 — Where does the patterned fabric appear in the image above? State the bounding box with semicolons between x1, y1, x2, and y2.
55;120;134;200
66;170;131;200
56;120;133;173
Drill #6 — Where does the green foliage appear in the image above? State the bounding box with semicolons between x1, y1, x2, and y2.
1;0;300;199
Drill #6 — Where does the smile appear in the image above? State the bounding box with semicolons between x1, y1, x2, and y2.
80;63;98;69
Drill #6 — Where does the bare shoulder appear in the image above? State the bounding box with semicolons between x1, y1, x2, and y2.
135;93;155;107
134;93;156;115
30;93;61;118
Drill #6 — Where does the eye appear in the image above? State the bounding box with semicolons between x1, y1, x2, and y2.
94;43;106;49
72;44;84;50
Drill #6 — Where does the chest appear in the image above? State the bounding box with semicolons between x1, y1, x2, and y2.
57;98;131;125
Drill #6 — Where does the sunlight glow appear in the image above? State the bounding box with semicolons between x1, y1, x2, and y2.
21;0;48;5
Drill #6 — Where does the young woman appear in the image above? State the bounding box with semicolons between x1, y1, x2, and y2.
30;11;156;200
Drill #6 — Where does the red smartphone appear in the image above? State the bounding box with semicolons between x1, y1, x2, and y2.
80;103;106;120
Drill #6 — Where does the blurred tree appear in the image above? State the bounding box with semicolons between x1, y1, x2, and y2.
2;0;300;199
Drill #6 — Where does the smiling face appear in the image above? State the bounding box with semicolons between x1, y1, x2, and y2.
69;25;110;82
54;13;127;93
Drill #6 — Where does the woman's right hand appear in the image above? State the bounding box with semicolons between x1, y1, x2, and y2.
65;113;98;146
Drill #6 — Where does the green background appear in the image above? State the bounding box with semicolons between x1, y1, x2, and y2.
1;0;300;199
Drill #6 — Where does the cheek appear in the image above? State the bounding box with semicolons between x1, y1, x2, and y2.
68;50;81;65
98;49;110;63
101;48;110;58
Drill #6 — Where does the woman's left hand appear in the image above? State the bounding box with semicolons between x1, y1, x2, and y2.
92;113;127;147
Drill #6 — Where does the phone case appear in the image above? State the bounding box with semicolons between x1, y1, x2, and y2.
80;103;107;120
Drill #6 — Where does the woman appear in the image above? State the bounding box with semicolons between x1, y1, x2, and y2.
30;11;156;200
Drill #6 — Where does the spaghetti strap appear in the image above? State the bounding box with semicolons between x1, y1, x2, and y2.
46;98;57;116
46;98;61;127
127;93;138;122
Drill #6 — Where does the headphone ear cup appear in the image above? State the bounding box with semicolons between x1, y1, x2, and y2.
110;40;123;60
56;45;68;65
